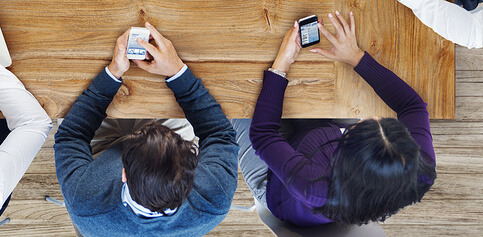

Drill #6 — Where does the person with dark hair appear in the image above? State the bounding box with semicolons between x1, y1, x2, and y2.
0;66;52;217
236;11;437;226
54;22;238;236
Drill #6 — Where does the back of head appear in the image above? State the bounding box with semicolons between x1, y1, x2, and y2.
121;121;198;214
317;118;435;225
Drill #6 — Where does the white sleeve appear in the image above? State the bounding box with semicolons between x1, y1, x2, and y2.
0;66;52;206
398;0;483;49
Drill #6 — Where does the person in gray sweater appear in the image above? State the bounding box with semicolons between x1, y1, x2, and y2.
54;22;238;236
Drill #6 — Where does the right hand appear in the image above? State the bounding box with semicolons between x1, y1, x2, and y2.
133;22;185;77
310;11;364;67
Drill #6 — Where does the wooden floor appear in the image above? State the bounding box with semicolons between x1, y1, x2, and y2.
0;45;481;236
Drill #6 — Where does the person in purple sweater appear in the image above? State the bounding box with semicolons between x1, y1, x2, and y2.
235;11;437;226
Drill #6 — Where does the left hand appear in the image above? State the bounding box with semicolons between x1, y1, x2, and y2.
310;11;364;67
272;21;302;74
108;29;130;79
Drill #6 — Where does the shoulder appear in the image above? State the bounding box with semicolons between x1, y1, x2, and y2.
66;150;125;216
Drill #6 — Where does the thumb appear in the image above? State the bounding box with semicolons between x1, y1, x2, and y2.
290;21;299;40
137;38;159;58
310;48;334;59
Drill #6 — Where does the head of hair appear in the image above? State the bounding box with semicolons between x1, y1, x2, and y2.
121;121;199;214
314;118;436;225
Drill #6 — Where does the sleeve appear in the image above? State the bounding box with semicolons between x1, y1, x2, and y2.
398;0;483;49
0;66;52;205
354;52;436;163
53;69;121;202
166;68;239;213
249;71;328;205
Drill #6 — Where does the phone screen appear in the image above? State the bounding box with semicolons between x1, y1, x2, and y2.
299;15;320;48
127;33;146;56
127;27;150;60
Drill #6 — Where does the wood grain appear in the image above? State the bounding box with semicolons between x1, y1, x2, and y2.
0;0;454;119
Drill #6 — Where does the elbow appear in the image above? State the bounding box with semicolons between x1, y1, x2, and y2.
39;116;53;137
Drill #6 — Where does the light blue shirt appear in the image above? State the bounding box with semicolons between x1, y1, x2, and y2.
121;182;177;218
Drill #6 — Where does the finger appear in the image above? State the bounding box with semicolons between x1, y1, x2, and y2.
310;47;335;59
328;13;344;36
318;22;338;45
291;21;300;40
295;31;302;48
145;22;167;47
137;38;161;58
349;11;356;36
133;59;153;72
115;29;130;51
335;11;350;34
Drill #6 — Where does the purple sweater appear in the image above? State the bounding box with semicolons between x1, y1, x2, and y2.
249;52;436;226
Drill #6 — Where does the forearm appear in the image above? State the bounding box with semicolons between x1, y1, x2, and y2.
0;67;52;204
56;70;121;143
398;0;483;49
354;52;425;114
250;70;295;177
250;71;288;152
54;69;121;186
166;68;239;197
0;66;52;134
0;130;49;203
354;52;435;162
166;68;234;145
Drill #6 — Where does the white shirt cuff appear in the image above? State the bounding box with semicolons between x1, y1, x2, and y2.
166;64;188;83
105;67;122;83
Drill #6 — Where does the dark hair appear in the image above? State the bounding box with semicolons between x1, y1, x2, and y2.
121;121;199;214
306;118;435;225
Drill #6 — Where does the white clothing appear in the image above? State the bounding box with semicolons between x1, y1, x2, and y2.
399;0;483;49
0;66;52;206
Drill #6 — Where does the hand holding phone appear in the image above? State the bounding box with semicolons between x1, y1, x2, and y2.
133;22;184;77
272;21;302;74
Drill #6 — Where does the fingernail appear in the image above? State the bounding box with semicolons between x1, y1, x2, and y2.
310;49;317;52
146;22;151;26
294;21;297;27
328;13;333;18
350;12;353;16
317;23;322;28
335;11;340;15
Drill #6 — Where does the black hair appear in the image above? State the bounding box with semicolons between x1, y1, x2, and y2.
289;118;436;225
121;121;199;214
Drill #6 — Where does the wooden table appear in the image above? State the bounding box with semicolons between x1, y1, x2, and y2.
0;0;454;119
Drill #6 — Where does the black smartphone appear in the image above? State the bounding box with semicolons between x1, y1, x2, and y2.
299;15;320;48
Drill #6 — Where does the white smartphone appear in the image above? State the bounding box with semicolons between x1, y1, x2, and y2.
126;27;150;60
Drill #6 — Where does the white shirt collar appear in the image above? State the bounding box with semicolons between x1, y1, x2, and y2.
121;183;177;218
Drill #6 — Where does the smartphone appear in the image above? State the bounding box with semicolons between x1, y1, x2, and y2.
127;27;150;60
299;15;320;48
